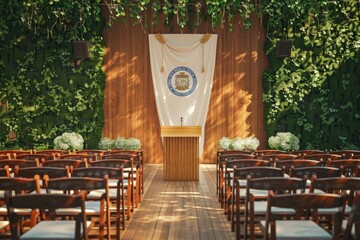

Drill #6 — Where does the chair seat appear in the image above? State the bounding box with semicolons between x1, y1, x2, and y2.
240;188;268;198
259;220;332;240
20;220;93;240
318;204;351;215
88;188;127;199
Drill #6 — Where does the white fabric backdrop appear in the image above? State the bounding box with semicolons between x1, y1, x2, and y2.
149;34;218;155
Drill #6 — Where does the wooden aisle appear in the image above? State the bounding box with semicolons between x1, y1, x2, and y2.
122;164;235;240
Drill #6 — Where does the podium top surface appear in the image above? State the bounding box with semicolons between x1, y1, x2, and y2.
161;126;201;137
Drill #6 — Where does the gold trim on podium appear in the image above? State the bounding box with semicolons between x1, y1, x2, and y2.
161;126;201;181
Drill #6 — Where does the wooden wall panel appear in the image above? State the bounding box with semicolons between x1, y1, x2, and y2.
102;10;267;164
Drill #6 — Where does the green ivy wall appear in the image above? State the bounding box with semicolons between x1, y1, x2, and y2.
0;1;105;149
262;1;360;150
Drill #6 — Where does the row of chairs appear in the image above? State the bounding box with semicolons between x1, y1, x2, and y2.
216;150;360;239
0;167;124;239
0;149;144;239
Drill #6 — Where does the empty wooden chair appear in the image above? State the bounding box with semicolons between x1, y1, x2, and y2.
329;150;360;159
262;192;346;240
45;176;111;240
307;153;342;166
243;177;307;240
216;150;253;196
230;167;285;232
327;159;360;177
6;192;91;240
72;167;125;239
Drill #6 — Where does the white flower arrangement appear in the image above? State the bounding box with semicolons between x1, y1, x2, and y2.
124;137;142;150
98;137;114;150
102;137;142;150
268;132;300;151
113;137;126;149
218;137;232;150
218;136;260;151
54;132;84;150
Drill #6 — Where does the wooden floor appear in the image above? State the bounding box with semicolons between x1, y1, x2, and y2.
121;164;235;240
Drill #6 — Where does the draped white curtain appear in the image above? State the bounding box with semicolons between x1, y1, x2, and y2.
149;34;218;155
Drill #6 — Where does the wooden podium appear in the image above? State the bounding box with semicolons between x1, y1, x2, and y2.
161;126;201;181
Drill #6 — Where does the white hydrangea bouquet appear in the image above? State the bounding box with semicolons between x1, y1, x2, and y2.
98;137;114;150
100;137;142;150
54;132;84;150
218;136;260;151
268;132;300;151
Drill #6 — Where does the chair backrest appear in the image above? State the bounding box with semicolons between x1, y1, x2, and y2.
291;150;324;158
0;176;41;194
72;166;124;181
6;192;87;239
219;154;256;162
309;176;360;205
75;150;105;160
16;153;54;162
36;149;70;159
265;192;346;239
3;150;32;159
45;176;109;194
15;166;70;179
0;159;39;173
275;159;321;173
42;159;87;169
0;154;10;160
233;166;284;180
254;149;287;158
329;150;360;159
260;154;298;162
327;159;360;177
225;159;271;173
246;176;307;194
307;153;342;165
289;166;341;179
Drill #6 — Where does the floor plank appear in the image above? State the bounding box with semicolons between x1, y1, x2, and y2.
122;164;235;240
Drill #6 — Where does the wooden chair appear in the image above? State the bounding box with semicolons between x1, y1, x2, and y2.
36;149;70;159
16;153;54;163
230;167;285;232
90;159;135;217
275;159;322;174
329;150;360;159
307;153;342;166
291;150;324;158
3;150;32;159
42;159;88;169
0;159;39;176
289;166;341;189
76;150;105;160
220;159;270;210
262;192;346;240
45;176;111;240
243;177;307;240
0;154;10;160
327;159;360;177
72;167;125;239
260;154;298;163
309;176;360;215
343;190;360;239
6;192;91;240
0;176;41;236
254;149;287;158
216;150;254;195
100;156;141;208
15;166;70;194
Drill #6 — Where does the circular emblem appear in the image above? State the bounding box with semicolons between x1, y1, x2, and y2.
167;66;197;97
